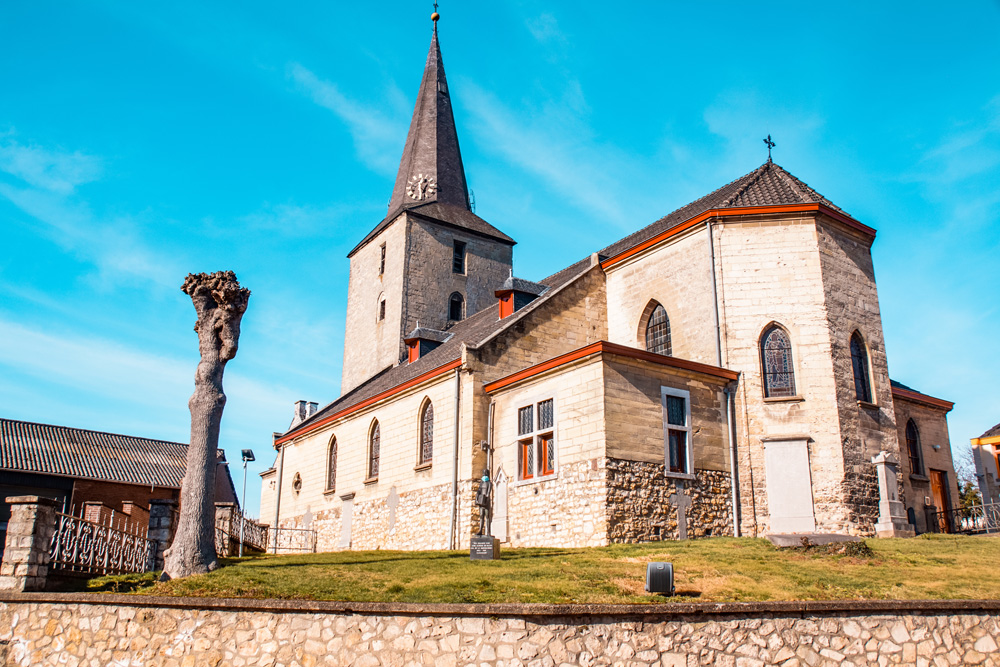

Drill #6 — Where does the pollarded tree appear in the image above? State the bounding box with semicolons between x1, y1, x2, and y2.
162;271;250;580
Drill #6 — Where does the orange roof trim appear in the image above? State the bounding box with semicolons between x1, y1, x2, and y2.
276;358;462;446
601;203;875;270
484;341;738;393
891;386;954;412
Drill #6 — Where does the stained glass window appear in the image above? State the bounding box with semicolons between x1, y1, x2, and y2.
519;439;534;479
761;326;795;398
517;399;556;480
518;406;533;436
420;402;434;465
645;304;672;356
538;399;554;430
368;421;380;478
326;437;337;491
906;419;923;476
539;434;555;475
851;332;872;403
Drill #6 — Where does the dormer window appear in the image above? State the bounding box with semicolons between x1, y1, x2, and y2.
452;240;466;274
404;327;453;363
495;276;546;319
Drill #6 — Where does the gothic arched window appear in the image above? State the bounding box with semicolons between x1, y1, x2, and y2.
326;436;338;491
644;303;672;356
906;419;924;476
368;420;380;479
761;325;795;398
419;400;434;465
850;331;873;403
449;292;464;321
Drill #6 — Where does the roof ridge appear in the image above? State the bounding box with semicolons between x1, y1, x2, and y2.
771;163;815;203
721;162;769;208
0;417;188;448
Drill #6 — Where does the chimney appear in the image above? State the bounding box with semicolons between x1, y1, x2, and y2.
403;327;453;364
496;276;547;319
290;400;319;429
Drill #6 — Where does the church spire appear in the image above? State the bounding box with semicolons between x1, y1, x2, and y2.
386;15;471;215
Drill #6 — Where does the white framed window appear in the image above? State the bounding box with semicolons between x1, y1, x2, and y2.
661;386;693;477
516;398;556;482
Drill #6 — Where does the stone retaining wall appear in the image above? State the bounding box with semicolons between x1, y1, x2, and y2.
1;594;998;667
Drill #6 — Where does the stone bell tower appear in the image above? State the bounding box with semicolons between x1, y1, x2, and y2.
340;15;515;394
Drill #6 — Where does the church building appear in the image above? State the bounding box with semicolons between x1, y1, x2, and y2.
259;16;959;550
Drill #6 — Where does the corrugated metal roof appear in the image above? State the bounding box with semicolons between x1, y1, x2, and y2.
0;418;224;488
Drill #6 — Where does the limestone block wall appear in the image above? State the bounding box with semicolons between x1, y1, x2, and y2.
489;356;608;548
815;217;901;534
604;225;718;365
606;462;733;541
342;215;409;393
272;372;459;551
473;263;608;385
1;597;998;667
602;356;730;470
403;216;512;335
892;396;960;533
713;215;849;536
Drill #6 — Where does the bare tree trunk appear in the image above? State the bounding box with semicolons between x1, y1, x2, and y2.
161;271;250;580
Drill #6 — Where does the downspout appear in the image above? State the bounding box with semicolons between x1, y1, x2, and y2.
707;218;723;367
724;383;740;537
486;399;496;534
272;432;285;554
448;367;461;549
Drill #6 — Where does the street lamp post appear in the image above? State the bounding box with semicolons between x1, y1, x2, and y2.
239;449;255;558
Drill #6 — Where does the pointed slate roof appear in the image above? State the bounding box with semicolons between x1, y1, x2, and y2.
347;26;514;257
599;161;851;261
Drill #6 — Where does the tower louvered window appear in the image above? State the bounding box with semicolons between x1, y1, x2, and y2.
761;325;795;398
645;304;672;356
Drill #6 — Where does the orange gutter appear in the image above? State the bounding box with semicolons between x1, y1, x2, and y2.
601;204;876;270
275;358;462;446
972;435;1000;447
484;341;738;393
891;386;954;412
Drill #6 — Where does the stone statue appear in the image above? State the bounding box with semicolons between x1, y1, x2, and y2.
475;468;492;536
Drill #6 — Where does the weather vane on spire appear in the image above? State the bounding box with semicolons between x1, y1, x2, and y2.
764;134;775;163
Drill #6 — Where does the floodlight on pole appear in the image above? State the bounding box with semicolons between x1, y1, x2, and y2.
239;449;255;557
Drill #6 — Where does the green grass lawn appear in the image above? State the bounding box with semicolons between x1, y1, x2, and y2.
75;534;1000;604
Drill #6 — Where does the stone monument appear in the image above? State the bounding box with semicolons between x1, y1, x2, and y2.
470;469;500;559
871;451;915;538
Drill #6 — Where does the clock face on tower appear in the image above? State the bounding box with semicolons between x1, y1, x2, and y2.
407;173;437;201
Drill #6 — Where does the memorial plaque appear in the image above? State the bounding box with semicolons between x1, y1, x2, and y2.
470;536;500;560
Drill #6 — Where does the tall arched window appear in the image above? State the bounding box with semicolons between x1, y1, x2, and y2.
419;400;434;465
644;303;672;356
761;325;795;398
850;331;873;403
905;419;924;476
368;420;380;479
449;292;464;321
326;436;338;491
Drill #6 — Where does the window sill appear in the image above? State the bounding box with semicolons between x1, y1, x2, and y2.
512;473;557;488
363;476;378;486
414;462;432;472
909;474;929;483
763;395;804;403
857;400;879;410
323;488;338;497
664;472;697;481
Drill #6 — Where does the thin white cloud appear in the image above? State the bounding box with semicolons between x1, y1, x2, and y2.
0;138;103;194
288;63;407;176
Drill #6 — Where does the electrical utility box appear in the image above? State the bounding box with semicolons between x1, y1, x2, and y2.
645;562;674;595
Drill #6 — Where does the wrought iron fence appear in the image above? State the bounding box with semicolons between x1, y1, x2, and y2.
49;511;156;575
269;527;318;554
927;503;1000;535
215;508;269;557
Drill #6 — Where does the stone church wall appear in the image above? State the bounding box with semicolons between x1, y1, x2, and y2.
403;216;512;335
892;395;960;534
341;216;410;393
713;214;849;536
604;226;719;365
814;216;901;534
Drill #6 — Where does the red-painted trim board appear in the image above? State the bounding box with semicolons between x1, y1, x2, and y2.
601;204;875;270
891;386;954;412
483;341;738;393
275;359;462;446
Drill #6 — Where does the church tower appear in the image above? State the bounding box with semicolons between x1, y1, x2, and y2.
341;16;515;394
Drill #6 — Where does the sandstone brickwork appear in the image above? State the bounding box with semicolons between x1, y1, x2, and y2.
1;597;998;667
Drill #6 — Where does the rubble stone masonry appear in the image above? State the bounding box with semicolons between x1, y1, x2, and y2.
1;596;998;667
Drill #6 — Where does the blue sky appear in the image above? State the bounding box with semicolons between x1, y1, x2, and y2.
1;2;998;519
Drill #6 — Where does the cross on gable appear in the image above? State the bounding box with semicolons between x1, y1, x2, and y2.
764;134;776;162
